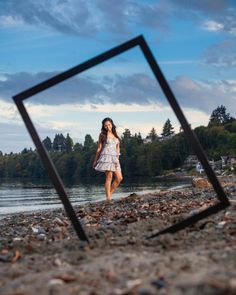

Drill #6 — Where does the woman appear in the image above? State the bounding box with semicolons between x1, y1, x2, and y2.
93;118;123;201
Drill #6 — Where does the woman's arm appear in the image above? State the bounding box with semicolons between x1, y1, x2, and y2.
93;134;103;168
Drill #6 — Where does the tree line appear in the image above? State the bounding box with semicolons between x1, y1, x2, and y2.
0;105;235;180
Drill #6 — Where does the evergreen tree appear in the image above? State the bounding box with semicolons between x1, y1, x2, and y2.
147;127;158;142
122;129;131;139
42;136;52;152
74;142;83;152
83;134;94;151
52;134;66;152
134;132;143;145
161;119;175;138
208;105;231;127
65;133;73;153
21;148;30;154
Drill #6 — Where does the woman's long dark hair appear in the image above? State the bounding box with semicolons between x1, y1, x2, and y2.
100;117;120;145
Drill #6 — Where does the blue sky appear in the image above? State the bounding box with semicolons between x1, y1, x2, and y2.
0;0;236;153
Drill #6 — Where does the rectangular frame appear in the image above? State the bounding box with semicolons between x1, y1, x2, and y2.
13;35;230;241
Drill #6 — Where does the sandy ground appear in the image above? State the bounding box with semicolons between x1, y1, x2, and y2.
0;177;236;295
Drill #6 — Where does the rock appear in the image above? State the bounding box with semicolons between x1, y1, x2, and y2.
151;277;166;289
192;177;211;188
54;274;77;282
137;287;155;295
126;278;142;289
37;233;46;241
31;226;39;233
47;278;65;286
53;217;66;226
0;252;13;262
216;221;226;229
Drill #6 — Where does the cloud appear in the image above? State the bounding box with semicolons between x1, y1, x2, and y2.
217;11;236;36
1;71;236;117
0;71;163;105
22;102;177;142
0;0;96;35
169;1;236;37
1;0;233;37
0;0;129;35
0;71;108;104
170;0;229;14
171;76;236;115
0;15;24;27
203;40;236;68
202;20;224;32
0;0;186;37
105;73;165;105
0;99;18;121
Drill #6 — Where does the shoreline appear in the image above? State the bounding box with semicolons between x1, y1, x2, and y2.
0;179;236;294
0;180;192;217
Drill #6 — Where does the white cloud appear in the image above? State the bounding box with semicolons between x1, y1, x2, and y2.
23;100;210;138
1;71;236;116
25;101;167;115
173;76;201;91
0;0;235;39
184;108;209;127
202;20;224;32
0;74;8;81
0;1;217;36
24;101;170;135
0;99;18;121
171;76;236;115
0;15;24;27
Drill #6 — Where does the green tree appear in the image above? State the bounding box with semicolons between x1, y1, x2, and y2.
53;134;66;152
65;133;73;153
208;105;231;127
161;119;175;138
83;134;94;151
136;132;143;145
74;142;83;153
122;129;131;140
146;142;163;176
42;136;52;152
147;127;158;142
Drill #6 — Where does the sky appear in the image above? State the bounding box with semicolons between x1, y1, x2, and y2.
0;0;236;153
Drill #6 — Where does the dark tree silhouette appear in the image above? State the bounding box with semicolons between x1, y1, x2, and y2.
208;105;231;127
161;119;175;138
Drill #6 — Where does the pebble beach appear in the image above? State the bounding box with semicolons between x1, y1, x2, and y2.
0;176;236;295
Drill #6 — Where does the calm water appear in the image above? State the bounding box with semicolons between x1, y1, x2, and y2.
0;177;191;216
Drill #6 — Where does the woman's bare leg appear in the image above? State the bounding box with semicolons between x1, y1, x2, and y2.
105;171;113;200
110;170;123;195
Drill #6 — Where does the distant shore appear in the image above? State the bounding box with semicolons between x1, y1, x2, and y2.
0;177;236;295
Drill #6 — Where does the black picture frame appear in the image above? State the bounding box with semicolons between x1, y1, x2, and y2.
13;35;230;241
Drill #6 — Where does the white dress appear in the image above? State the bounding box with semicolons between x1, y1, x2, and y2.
95;138;121;172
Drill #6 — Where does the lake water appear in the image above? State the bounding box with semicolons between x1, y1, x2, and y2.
0;177;192;216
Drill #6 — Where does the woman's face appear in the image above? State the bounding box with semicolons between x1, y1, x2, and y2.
103;120;113;132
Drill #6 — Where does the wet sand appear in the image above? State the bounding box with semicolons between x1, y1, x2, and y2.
0;177;236;295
